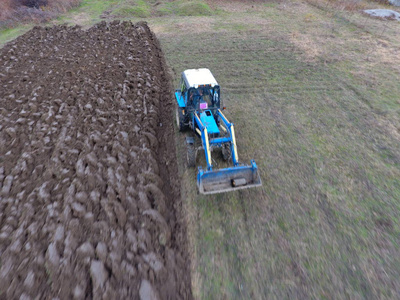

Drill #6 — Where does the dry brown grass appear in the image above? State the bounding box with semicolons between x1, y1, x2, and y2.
0;0;14;20
306;0;396;12
47;0;81;13
0;0;81;28
306;0;369;11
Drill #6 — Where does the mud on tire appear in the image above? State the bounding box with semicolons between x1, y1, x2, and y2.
176;106;188;132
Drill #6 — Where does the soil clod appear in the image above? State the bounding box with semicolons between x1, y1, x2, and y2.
0;21;191;299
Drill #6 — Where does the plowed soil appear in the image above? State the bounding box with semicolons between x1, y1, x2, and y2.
0;21;191;299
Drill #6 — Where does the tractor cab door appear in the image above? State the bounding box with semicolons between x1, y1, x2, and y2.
211;86;220;108
188;88;197;109
176;77;188;108
180;78;188;107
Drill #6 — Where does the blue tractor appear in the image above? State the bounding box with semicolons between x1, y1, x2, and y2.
175;68;262;194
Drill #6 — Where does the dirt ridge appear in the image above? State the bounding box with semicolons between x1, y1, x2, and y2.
0;21;192;299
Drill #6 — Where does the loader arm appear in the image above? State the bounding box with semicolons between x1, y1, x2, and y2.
194;113;212;170
216;109;239;166
195;110;262;194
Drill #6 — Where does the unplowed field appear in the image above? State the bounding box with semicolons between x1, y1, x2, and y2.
0;21;191;299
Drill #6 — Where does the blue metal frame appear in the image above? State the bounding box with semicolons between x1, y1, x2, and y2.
197;160;261;194
216;110;239;166
191;108;244;174
194;113;213;170
175;90;185;108
175;76;261;194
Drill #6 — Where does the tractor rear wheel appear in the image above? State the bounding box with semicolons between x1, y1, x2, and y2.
176;106;187;132
187;143;196;167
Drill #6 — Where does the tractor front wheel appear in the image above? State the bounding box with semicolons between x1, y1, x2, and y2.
222;144;231;161
187;143;196;167
176;106;187;132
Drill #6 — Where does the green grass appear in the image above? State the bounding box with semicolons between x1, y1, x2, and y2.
0;0;214;48
0;25;31;47
156;0;213;17
56;0;118;25
73;0;116;16
173;0;212;16
159;1;400;298
112;0;151;18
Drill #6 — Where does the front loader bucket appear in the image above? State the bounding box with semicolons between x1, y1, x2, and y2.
197;160;262;195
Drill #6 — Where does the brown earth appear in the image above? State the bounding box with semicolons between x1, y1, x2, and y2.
0;21;192;300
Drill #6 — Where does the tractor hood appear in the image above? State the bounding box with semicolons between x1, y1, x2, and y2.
200;110;220;135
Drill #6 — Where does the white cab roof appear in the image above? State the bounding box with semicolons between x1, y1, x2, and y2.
182;68;218;88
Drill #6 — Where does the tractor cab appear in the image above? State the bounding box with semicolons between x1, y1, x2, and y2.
176;68;221;116
175;68;222;134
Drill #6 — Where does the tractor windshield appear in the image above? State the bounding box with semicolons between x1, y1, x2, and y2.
198;88;212;107
188;86;220;110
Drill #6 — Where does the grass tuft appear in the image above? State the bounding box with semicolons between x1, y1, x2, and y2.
112;0;151;18
175;1;212;16
157;0;213;17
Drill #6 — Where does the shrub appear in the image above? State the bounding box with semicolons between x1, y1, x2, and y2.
19;0;48;9
0;0;81;28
